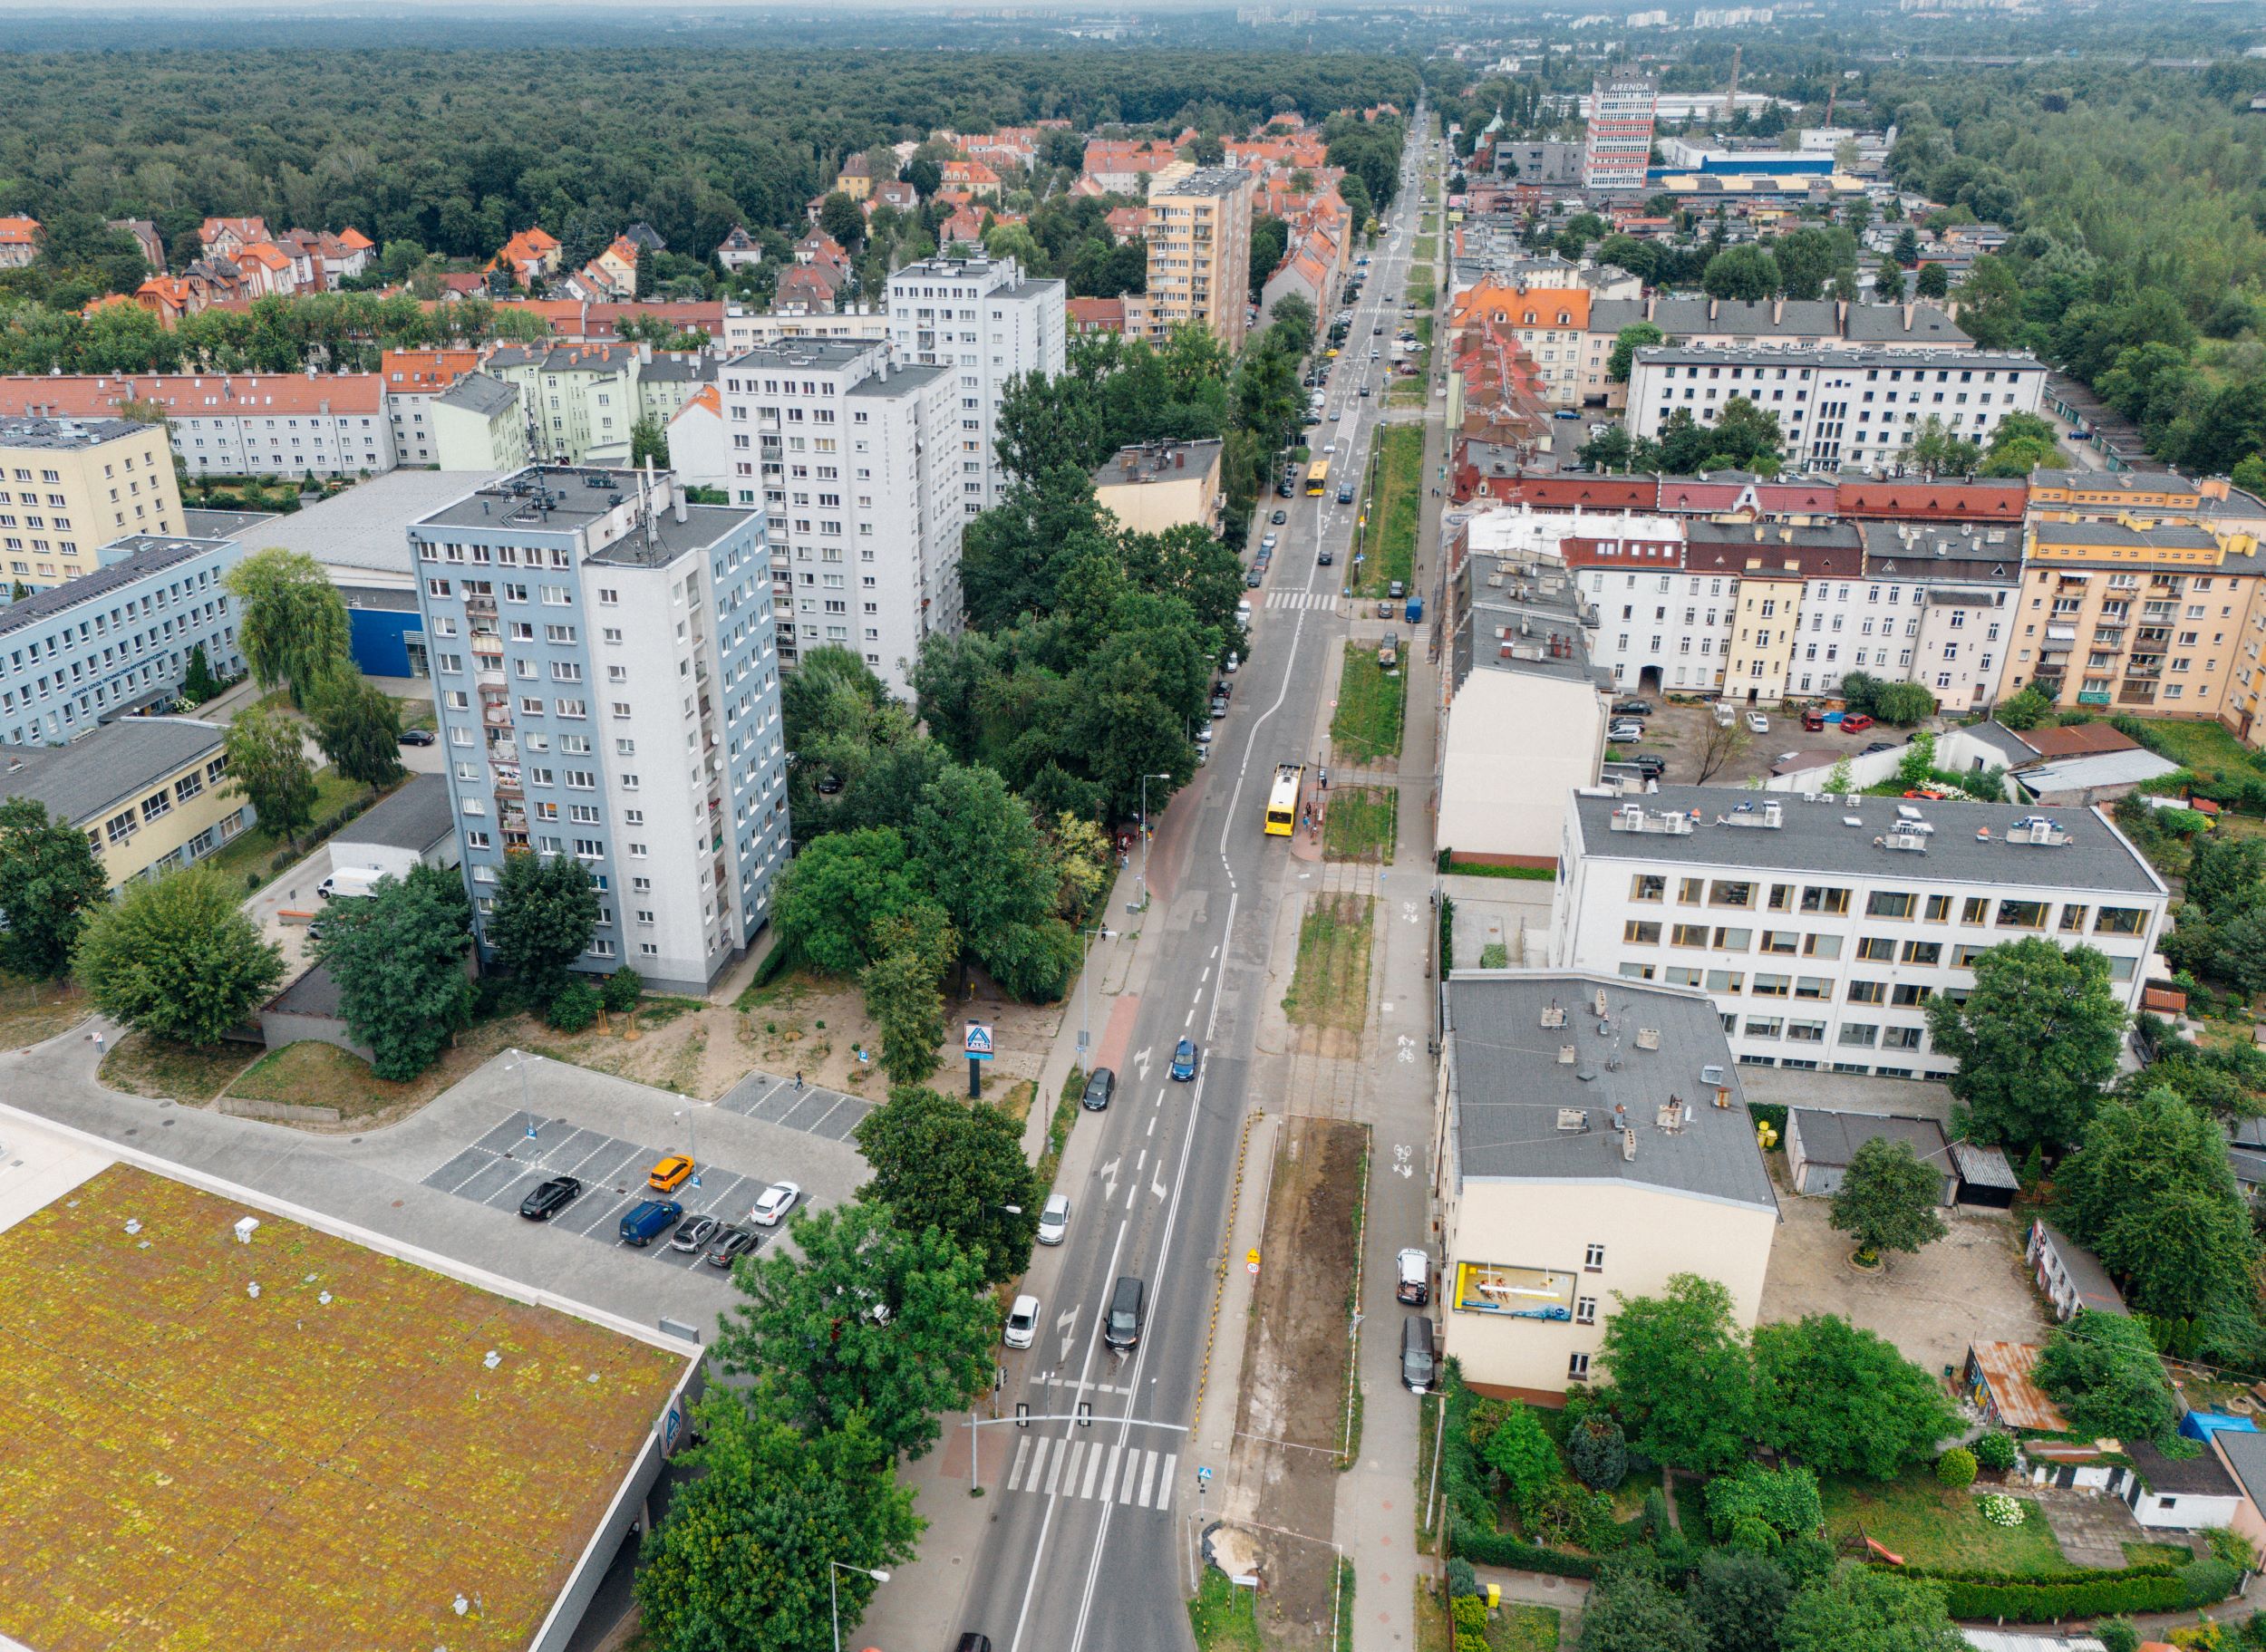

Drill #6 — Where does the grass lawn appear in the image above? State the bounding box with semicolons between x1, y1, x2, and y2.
1411;233;1438;262
1821;1474;2067;1575
1443;859;1553;881
1189;1568;1265;1652
98;1031;260;1103
2132;716;2260;789
200;767;386;894
1353;423;1424;596
394;695;436;732
0;974;91;1049
220;1035;527;1124
1325;786;1399;862
1491;1605;1562;1652
1283;894;1375;1032
1332;644;1408;763
1417;314;1433;347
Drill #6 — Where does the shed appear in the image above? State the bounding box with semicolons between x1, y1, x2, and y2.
2121;1438;2242;1531
2209;1426;2266;1557
257;960;374;1065
324;775;459;881
2025;1220;2127;1321
1963;1340;2069;1433
1785;1108;1955;1203
1949;1140;2019;1209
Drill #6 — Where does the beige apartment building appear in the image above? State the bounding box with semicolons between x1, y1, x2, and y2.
1998;517;2265;720
0;416;184;589
1145;167;1256;352
1092;440;1225;535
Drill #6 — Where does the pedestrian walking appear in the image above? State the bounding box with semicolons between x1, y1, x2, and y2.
92;1030;104;1056
794;1069;803;1091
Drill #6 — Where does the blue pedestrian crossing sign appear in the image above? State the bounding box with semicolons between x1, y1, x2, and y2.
964;1021;995;1060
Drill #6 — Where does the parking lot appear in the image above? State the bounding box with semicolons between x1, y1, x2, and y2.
1612;698;1910;787
714;1068;876;1143
422;1111;799;1273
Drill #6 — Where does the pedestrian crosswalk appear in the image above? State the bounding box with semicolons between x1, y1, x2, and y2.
1264;590;1341;612
1003;1435;1179;1514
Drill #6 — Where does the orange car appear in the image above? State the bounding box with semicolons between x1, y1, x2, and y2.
649;1154;696;1194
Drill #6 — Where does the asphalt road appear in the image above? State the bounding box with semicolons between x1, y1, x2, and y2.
948;112;1434;1652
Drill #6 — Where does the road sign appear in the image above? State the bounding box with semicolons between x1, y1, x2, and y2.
964;1021;995;1060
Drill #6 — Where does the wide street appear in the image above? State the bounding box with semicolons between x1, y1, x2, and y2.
926;111;1439;1652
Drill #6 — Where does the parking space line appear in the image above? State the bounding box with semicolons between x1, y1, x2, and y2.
484;1167;551;1212
422;1147;492;1193
746;1080;799;1123
777;1092;834;1132
537;1126;604;1167
806;1095;851;1136
474;1116;549;1154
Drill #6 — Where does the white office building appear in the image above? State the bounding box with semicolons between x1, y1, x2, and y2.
1582;69;1658;194
1547;786;2169;1079
1625;346;2048;475
409;466;789;993
886;255;1067;516
720;339;964;695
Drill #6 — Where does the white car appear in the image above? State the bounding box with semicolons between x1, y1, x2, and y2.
1606;724;1644;743
1036;1193;1070;1246
1196;725;1214;744
1003;1292;1041;1349
749;1181;801;1227
1745;711;1771;734
1261;533;1278;552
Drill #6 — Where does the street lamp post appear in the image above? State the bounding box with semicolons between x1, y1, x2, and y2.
1077;922;1116;1060
1138;772;1171;906
673;1107;701;1191
828;1560;891;1652
508;1048;537;1140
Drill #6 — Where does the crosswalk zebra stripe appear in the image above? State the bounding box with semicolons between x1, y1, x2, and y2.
1137;1451;1158;1507
1080;1441;1106;1501
1157;1453;1177;1508
1007;1435;1032;1492
1100;1444;1122;1502
1048;1438;1071;1495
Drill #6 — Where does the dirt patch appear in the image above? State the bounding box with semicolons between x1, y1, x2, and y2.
732;964;1068;1103
1229;1116;1368;1648
1283;894;1375;1059
0;975;92;1050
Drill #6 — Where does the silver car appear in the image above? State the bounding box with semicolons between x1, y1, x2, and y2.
1036;1193;1070;1246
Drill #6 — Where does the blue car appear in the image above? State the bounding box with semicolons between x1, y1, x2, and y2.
618;1198;684;1248
1170;1038;1199;1082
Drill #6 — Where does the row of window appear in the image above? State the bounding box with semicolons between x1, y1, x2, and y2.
1624;874;2147;934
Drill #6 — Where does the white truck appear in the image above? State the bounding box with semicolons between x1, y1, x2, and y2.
316;865;389;903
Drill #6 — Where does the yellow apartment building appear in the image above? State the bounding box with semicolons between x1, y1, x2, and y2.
0;716;248;892
0;416;184;589
1145;167;1256;352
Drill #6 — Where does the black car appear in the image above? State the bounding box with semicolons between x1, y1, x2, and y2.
398;728;436;747
1861;740;1897;756
518;1175;582;1221
1610;699;1652;719
1244;569;1262;588
1628;753;1668;778
705;1226;757;1269
1082;1066;1117;1111
1271;509;1287;525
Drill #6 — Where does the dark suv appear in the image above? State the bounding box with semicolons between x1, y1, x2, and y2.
1082;1067;1117;1110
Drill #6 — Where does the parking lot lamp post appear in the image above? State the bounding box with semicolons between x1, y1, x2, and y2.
673;1108;700;1190
508;1048;536;1140
829;1560;890;1652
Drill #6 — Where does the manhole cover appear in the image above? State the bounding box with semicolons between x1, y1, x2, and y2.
352;1136;363;1145
124;1128;139;1136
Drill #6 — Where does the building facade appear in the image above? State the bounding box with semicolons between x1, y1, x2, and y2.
0;716;248;891
1146;168;1257;352
0;374;393;480
0;534;245;745
409;467;789;992
719;340;964;694
484;345;643;467
0;417;186;588
1548;786;2169;1079
428;374;531;473
1624;346;2047;474
1581;70;1658;194
886;255;1068;516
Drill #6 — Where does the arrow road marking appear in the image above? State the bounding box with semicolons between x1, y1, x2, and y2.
1098;1155;1120;1204
1056;1307;1080;1365
1151;1163;1169;1202
1133;1047;1153;1082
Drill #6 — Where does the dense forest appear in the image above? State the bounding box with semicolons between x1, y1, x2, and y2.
0;46;1416;262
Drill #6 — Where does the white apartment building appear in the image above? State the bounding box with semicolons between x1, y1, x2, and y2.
1625;346;2048;475
886;255;1068;516
1548;787;2169;1079
1790;524;2020;710
0;374;393;479
409;467;789;993
1581;69;1657;193
720;339;964;695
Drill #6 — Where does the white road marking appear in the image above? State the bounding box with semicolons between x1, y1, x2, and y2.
1119;1454;1141;1504
1082;1444;1107;1501
1138;1451;1159;1508
1008;1435;1032;1492
1157;1452;1177;1509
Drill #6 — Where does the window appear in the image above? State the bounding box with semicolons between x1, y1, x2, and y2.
1759;930;1797;955
1891;983;1933;1008
1924;894;1953;923
1709;880;1756;909
1568;1352;1592;1382
1882;1026;1924;1050
1855;936;1897;961
1902;941;1942;966
1801;885;1850;915
1575;1297;1598;1326
1745;1016;1784;1038
1631;874;1665;903
1794;977;1831;1000
2095;906;2146;936
1867;891;1915;919
1583;1243;1605;1270
1713;927;1752;952
1623;920;1661;944
1752;974;1790;999
1995;899;2047;929
1847;980;1887;1005
1961;897;1989;924
1787;1019;1826;1043
1671;923;1709;948
1803;933;1843;960
1839;1023;1879;1048
1678;877;1706;903
1705;970;1744;993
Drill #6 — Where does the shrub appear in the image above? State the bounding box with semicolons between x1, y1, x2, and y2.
2208;1524;2259;1572
1874;681;1938;727
1445;1557;1477;1599
603;964;644;1013
1978;1493;2024;1527
1972;1432;2018;1472
1704;1463;1822;1541
1729;1516;1779;1553
1455;1637;1487;1652
547;978;602;1032
2097;1619;2141;1652
1936;1447;1977;1488
1448;1526;1601;1577
1568;1412;1629;1492
1450;1597;1486;1637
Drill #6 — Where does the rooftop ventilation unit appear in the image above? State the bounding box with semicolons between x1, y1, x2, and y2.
1558;1044;1577;1065
1556;1107;1588;1132
1700;1063;1726;1087
1610;804;1695;835
1656;1099;1687;1132
1622;1127;1639;1162
1540;1003;1566;1029
1634;1027;1661;1051
1877;829;1930;853
2007;816;2072;846
1593;989;1611;1019
1717;800;1783;829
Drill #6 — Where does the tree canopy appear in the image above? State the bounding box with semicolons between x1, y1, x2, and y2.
853;1084;1041;1286
1925;936;2125;1154
0;797;111;979
73;867;285;1046
1595;1273;1754;1473
313;866;474;1080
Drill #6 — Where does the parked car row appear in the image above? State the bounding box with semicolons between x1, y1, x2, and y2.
515;1156;804;1272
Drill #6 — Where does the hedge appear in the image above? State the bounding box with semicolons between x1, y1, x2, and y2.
1905;1557;2239;1622
1894;1555;2180;1587
1447;1525;1602;1579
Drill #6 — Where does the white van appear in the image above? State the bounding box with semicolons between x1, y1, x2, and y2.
316;865;387;902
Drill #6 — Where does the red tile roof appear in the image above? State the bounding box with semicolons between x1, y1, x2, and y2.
0;372;384;417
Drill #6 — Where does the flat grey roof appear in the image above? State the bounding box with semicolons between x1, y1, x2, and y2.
1950;1140;2019;1190
0;416;156;451
2215;1427;2266;1502
2035;519;2220;552
2038;1222;2126;1314
1445;971;1775;1209
846;362;944;397
434;372;517;416
1636;344;2038;371
2032;468;2199;496
1856;521;2022;573
332;773;453;854
1789;1108;1950;1174
235;469;505;574
181;507;268;541
1571;785;2164;896
1094;440;1224;488
412;469;757;565
0;536;233;642
725;338;878;371
1156;166;1252;198
0;716;225;826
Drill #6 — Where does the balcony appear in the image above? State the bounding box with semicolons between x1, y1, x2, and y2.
465;595;497;619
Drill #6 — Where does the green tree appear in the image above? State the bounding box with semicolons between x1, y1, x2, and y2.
1980;411;2063;478
223;703;319;848
770;826;928;977
1579;1570;1709;1652
910;763;1072;1000
1926;937;2126;1154
1891;227;1921;268
632;239;654;299
1606;322;1664;383
1778;1564;1963;1652
2032;1309;2179;1444
818;191;867;250
630;415;669;470
1753;1315;1958;1479
483;851;599;1003
853;1084;1040;1285
1831;1138;1951;1266
1689;1549;1794;1652
2057;1087;2258;1320
1481;1402;1561;1512
1995;684;2053;730
313;870;473;1080
714;1200;1000;1458
1871;681;1939;728
1596;1272;1755;1473
861;930;951;1085
226;546;351;703
634;1389;921;1652
0;797;111;979
1913;261;1951;300
305;671;406;792
73;867;284;1046
1901;416;1981;478
1567;1411;1628;1492
180;642;220;705
1701;244;1781;302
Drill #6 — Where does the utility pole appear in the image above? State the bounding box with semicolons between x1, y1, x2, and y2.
1138;772;1170;907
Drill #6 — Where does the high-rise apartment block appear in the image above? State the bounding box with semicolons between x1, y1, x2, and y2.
410;467;789;993
885;255;1067;516
1145;168;1257;351
0;417;186;589
719;339;964;695
1582;69;1658;194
